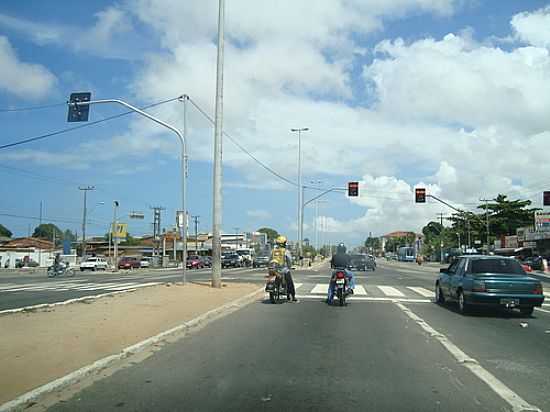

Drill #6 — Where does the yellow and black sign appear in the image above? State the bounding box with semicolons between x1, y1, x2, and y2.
112;223;128;239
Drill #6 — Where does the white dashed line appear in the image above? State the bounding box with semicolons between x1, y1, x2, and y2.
406;287;433;298
377;285;405;297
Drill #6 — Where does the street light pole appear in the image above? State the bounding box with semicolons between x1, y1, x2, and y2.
291;127;309;264
70;98;188;282
211;0;225;288
113;201;119;271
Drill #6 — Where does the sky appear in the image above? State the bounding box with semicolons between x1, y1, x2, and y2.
1;0;550;248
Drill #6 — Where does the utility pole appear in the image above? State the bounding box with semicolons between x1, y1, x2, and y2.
437;212;445;263
480;198;491;254
290;128;309;265
79;186;95;259
192;215;200;253
211;0;225;289
39;201;43;266
113;201;119;271
234;227;240;250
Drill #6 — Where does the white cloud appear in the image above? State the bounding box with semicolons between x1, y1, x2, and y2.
0;7;145;59
0;36;56;99
511;6;550;49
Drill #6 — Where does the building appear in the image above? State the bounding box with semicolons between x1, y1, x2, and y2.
0;237;58;268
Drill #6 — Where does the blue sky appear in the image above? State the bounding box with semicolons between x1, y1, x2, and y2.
1;0;550;247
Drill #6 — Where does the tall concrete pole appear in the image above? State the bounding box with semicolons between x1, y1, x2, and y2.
79;186;94;259
113;201;119;271
211;0;225;288
291;127;309;264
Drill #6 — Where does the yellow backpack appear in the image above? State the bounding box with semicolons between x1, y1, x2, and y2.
271;247;286;267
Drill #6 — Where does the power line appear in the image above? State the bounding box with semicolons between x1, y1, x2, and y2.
0;102;66;113
187;97;299;188
0;212;106;226
0;96;181;150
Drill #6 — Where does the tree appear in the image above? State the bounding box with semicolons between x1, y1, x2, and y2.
33;223;62;241
364;236;380;251
257;227;279;242
0;224;12;238
478;194;539;237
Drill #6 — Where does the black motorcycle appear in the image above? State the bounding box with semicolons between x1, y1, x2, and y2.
265;267;289;303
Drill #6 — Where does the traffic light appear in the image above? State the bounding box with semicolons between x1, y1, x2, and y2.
415;188;426;203
348;181;359;197
67;92;91;122
544;191;550;206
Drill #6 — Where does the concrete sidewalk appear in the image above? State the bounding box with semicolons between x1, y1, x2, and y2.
0;282;261;407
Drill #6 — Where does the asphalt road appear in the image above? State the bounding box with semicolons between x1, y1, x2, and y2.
25;261;550;411
0;266;266;311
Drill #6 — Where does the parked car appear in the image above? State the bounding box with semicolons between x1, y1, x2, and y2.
435;255;544;316
187;255;204;269
253;255;270;268
118;256;140;270
222;253;241;268
522;255;544;271
140;257;153;268
201;256;212;268
80;256;109;271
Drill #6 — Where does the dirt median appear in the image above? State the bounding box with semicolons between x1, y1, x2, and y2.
0;282;260;405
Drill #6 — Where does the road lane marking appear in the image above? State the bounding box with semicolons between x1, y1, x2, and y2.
354;285;368;295
295;295;430;303
293;283;303;290
535;307;550;314
407;286;433;297
310;284;328;294
395;302;541;412
377;285;405;297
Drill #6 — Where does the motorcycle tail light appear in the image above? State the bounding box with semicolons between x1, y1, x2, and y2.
533;284;543;295
336;271;345;279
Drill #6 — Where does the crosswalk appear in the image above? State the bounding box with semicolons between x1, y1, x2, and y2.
0;280;161;294
291;283;434;302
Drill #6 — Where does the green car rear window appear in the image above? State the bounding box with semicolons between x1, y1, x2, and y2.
470;259;524;275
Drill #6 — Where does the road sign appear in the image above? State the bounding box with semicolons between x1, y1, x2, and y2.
176;211;187;228
544;191;550;206
129;211;145;219
112;223;128;239
415;188;426;203
348;181;359;197
67;92;91;122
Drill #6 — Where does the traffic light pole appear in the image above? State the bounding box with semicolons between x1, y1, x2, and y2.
69;98;189;283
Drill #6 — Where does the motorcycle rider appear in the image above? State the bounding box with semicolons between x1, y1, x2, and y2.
327;243;355;304
270;235;297;302
53;253;62;274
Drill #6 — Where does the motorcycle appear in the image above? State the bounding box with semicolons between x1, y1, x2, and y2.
47;262;75;278
329;269;350;306
265;266;289;304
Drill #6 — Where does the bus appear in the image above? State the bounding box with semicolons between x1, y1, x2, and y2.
397;246;415;262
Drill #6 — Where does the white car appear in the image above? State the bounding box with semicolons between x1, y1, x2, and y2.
80;257;108;271
140;257;152;268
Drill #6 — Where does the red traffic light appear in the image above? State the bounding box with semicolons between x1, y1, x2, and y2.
415;188;426;203
348;181;359;197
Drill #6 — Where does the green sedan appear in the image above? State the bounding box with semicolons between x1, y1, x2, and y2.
435;255;545;316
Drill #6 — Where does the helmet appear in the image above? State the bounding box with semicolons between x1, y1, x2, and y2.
337;243;346;254
275;235;287;246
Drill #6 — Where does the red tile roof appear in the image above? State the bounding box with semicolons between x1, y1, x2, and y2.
2;237;54;249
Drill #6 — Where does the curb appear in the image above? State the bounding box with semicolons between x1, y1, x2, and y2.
0;286;264;412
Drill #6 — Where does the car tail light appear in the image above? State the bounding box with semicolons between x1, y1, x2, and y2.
336;271;345;279
472;280;486;292
533;284;543;295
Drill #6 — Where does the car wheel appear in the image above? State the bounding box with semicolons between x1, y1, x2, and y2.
435;284;445;304
520;307;534;317
457;291;470;315
91;267;96;272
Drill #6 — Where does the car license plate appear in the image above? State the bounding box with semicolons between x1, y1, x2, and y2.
500;298;519;307
336;279;345;285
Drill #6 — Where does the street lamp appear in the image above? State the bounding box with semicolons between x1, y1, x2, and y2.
290;127;309;264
